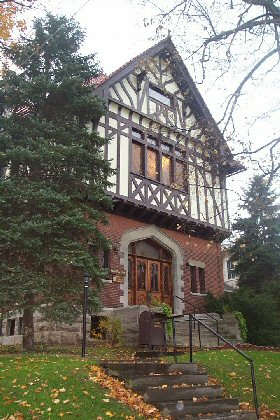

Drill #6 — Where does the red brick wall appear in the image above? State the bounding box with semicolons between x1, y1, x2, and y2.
99;213;224;311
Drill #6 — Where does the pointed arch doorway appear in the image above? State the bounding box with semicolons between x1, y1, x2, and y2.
127;239;173;307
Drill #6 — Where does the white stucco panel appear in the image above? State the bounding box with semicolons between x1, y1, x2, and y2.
119;135;129;197
107;135;117;193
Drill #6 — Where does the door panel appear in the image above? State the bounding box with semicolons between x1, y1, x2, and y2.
148;260;161;303
136;258;148;305
128;255;173;308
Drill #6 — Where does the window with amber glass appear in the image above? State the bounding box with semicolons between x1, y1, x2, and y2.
132;142;144;175
162;155;171;185
131;127;187;191
147;148;159;180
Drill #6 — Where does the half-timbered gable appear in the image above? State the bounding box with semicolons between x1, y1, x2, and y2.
95;37;239;240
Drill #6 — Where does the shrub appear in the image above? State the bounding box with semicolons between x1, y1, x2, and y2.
98;317;124;346
206;289;280;346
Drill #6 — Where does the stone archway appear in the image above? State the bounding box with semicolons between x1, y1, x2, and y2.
119;226;184;314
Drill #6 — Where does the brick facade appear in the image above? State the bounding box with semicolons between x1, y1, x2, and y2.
99;212;224;311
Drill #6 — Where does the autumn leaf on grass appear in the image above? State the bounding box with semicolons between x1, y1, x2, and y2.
90;366;163;419
229;372;237;377
8;412;24;420
105;411;115;417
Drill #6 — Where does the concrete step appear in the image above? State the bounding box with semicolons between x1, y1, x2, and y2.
159;398;239;417
101;362;198;378
126;372;208;390
143;384;223;403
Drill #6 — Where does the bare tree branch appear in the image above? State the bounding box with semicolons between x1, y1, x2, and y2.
219;47;279;130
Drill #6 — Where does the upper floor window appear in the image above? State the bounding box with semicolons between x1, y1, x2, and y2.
131;128;187;191
149;85;172;107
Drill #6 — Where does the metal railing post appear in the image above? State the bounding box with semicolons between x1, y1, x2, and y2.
250;361;260;419
172;318;177;363
198;322;202;349
189;314;193;363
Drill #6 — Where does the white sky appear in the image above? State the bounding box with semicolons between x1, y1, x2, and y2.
24;0;279;221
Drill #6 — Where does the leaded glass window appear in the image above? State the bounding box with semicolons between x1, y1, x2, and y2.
147;148;159;180
137;260;146;290
150;263;159;291
162;155;171;185
163;265;170;294
132;142;144;175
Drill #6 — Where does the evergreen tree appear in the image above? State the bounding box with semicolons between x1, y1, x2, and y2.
0;14;112;351
230;176;280;292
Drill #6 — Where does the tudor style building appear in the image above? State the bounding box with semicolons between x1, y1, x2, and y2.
0;38;243;347
93;37;242;316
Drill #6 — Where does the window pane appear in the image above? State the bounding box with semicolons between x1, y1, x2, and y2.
163;264;170;294
199;267;206;293
132;128;143;139
175;149;184;159
137;260;146;290
149;86;171;107
161;143;171;153
150;263;159;291
162;155;171;185
132;142;143;175
147;135;157;147
175;160;185;190
147;149;158;180
190;266;197;293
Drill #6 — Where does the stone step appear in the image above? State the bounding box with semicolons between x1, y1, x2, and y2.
126;372;208;390
101;362;198;377
183;412;257;420
159;398;239;417
134;350;185;358
143;384;223;403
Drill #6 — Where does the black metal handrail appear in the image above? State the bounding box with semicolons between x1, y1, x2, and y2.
188;314;259;419
175;295;220;346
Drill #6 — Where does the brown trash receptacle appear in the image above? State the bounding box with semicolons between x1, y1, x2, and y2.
138;310;166;347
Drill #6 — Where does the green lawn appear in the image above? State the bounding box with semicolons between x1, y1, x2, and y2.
190;349;280;412
0;348;143;419
1;347;279;419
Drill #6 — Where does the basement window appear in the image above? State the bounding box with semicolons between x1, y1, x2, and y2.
7;319;15;336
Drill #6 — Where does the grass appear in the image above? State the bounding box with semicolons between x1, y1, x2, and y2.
0;346;143;420
1;345;279;419
180;349;280;412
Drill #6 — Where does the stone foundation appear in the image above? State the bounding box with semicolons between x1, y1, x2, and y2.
0;308;242;347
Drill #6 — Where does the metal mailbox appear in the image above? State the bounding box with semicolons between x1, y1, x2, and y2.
138;310;167;347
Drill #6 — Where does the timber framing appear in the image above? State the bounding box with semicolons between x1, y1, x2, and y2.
94;36;242;242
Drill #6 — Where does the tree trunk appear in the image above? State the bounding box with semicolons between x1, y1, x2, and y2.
22;307;35;352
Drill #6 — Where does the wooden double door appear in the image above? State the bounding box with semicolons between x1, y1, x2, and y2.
128;255;173;308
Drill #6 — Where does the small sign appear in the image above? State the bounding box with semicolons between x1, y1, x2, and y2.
110;269;126;283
